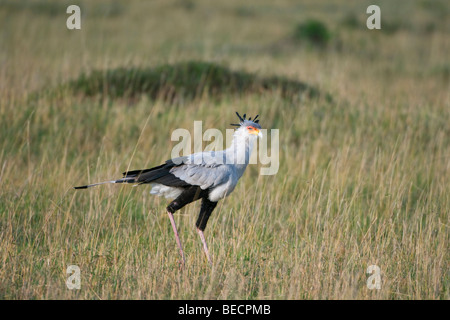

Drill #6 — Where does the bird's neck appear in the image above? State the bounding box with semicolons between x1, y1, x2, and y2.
226;132;257;170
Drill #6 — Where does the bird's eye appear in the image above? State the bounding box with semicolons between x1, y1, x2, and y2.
247;126;253;130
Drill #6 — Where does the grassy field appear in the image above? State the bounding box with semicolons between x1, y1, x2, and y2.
0;0;449;299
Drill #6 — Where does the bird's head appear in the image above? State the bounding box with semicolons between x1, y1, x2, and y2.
231;112;262;139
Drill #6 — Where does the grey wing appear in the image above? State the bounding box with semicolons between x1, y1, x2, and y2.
169;151;231;189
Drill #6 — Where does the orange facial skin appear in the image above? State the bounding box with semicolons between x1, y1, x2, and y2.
246;126;260;135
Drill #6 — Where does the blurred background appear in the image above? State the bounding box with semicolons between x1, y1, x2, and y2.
2;0;448;94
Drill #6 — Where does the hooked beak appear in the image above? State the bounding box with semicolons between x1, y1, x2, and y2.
247;126;262;138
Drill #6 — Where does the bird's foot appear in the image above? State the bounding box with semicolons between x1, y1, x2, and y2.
178;258;185;271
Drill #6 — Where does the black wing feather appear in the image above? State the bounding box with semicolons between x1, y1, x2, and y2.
122;159;191;187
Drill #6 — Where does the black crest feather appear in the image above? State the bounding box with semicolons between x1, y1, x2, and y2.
231;112;260;126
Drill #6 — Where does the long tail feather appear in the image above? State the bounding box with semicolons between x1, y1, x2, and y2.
75;160;183;190
74;178;134;189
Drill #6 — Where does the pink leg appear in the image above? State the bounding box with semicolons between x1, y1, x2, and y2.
167;211;185;267
197;228;212;266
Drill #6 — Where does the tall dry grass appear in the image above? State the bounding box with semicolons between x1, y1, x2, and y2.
0;0;448;299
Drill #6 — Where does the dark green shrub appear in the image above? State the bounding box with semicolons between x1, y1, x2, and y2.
293;19;331;47
64;61;322;102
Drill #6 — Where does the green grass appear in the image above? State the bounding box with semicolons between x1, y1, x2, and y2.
0;0;449;300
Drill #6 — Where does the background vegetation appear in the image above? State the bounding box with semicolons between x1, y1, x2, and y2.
0;0;448;299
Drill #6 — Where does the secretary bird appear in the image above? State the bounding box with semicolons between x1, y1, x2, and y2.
75;112;262;266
